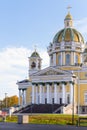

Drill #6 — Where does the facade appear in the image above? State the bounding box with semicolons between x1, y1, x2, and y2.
17;12;87;114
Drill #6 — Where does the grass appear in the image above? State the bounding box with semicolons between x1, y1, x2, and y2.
29;114;78;125
1;114;87;126
0;116;18;123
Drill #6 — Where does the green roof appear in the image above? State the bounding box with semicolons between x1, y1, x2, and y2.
31;51;40;57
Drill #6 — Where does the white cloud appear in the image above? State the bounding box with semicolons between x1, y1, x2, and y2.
40;49;49;68
0;47;49;99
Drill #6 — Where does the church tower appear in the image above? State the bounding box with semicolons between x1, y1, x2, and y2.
28;50;42;76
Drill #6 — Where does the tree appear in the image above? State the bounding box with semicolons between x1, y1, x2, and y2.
2;95;18;108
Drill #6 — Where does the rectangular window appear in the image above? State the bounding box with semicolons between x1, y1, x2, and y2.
84;92;87;104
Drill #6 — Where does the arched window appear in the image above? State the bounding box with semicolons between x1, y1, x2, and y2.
58;55;61;65
66;54;70;65
75;55;78;63
31;62;36;68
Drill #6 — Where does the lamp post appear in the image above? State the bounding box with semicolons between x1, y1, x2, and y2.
75;63;82;121
5;93;7;109
71;72;76;125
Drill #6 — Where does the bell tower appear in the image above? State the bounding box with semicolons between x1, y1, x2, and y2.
28;50;42;76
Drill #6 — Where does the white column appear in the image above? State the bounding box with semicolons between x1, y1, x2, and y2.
63;52;65;65
61;52;62;65
80;53;82;63
24;89;26;105
19;89;21;106
50;84;53;103
32;84;35;104
39;84;42;104
54;83;57;104
74;52;76;64
36;86;38;104
22;89;25;106
47;84;50;104
53;53;56;66
42;85;44;104
71;52;73;65
70;82;73;104
62;83;66;104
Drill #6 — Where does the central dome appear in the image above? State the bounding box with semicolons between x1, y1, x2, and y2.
53;12;84;43
53;28;84;43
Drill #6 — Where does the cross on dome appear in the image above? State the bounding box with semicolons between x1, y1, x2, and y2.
67;6;72;13
34;45;37;52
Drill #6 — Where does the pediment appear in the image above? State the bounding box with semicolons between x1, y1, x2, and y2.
32;66;71;76
40;70;63;76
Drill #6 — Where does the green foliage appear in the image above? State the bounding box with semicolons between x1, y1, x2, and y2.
1;95;18;109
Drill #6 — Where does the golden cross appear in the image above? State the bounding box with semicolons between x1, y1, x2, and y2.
67;6;72;13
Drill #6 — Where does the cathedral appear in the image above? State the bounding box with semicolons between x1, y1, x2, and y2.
17;11;87;114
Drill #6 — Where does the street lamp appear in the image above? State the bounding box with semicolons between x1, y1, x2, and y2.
5;93;7;109
75;63;82;119
71;71;76;125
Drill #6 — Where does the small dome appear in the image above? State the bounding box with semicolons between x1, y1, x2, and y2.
53;28;84;43
65;12;72;20
31;51;40;57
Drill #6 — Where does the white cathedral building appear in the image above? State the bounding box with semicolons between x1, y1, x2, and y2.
17;11;87;114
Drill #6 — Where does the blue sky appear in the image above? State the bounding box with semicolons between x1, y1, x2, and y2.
0;0;87;99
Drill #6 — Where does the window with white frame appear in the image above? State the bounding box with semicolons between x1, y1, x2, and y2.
84;92;87;104
66;54;70;65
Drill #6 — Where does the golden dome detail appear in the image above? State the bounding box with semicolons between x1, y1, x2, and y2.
53;12;84;44
53;28;84;43
65;12;72;20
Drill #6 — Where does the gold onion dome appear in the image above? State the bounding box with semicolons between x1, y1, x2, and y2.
53;12;84;43
64;12;72;20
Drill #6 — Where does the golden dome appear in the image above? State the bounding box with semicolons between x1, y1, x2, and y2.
65;12;72;20
53;28;84;43
53;12;84;43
